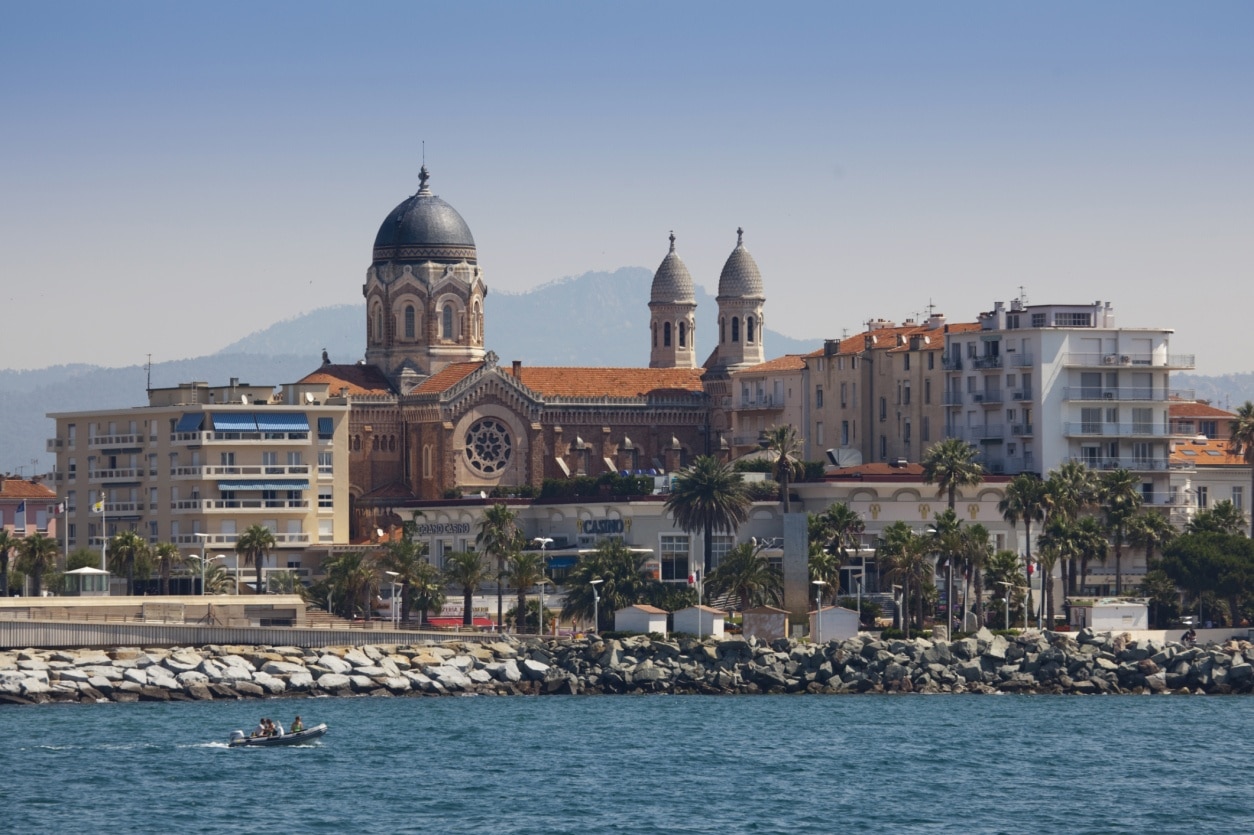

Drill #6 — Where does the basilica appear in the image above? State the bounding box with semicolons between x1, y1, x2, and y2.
297;168;771;536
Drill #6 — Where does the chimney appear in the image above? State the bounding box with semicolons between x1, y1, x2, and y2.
512;360;522;377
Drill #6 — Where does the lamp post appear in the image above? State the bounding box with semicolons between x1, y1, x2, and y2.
194;533;210;595
996;581;1012;632
198;554;226;596
812;579;827;644
537;577;553;636
385;570;400;628
590;577;604;635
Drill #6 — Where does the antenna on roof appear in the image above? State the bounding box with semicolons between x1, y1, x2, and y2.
1018;285;1029;307
146;354;152;395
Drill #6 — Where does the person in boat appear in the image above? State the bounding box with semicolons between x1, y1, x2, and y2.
252;718;267;738
290;715;304;733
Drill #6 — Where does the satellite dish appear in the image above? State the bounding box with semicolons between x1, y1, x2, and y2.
239;394;249;405
304;392;315;404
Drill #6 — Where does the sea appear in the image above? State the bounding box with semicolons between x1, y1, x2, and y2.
4;693;1250;834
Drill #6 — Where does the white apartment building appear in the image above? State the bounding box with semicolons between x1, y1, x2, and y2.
46;378;351;589
943;298;1196;509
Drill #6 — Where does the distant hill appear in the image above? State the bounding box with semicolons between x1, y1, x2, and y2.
1;269;820;474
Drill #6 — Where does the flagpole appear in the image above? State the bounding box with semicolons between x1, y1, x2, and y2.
99;493;107;571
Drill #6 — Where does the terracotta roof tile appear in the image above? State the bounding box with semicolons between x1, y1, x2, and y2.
297;364;394;396
508;367;705;398
411;361;483;395
1172;438;1247;466
1169;402;1235;419
737;355;808;374
0;479;57;500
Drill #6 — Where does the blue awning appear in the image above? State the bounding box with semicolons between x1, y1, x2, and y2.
217;480;309;491
211;412;258;432
174;412;204;433
546;555;578;569
317;417;334;436
256;412;309;432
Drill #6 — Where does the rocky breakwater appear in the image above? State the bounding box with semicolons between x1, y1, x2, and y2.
2;627;1253;705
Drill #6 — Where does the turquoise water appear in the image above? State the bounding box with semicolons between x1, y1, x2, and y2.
4;694;1249;833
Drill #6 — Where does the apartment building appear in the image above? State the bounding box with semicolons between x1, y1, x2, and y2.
726;354;808;457
803;315;972;466
942;298;1195;507
46;378;351;588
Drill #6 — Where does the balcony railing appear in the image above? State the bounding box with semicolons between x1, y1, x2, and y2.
971;355;1003;370
946;425;1006;441
1011;424;1034;436
943;392;965;406
1063;353;1196;369
171;464;311;478
1006;353;1034;367
172;430;310;445
88;468;140;480
1006;389;1033;402
942;356;963;371
738;395;781;410
1068;456;1179;471
172;499;311;513
1064;423;1181;438
971;391;1003;405
89;433;146;447
171;532;310;547
1062;387;1194;402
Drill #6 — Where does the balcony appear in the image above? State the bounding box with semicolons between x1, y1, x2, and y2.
1064;422;1181;438
1063;353;1196;369
946;424;1005;442
1141;491;1188;508
971;391;1003;406
171;532;310;547
172;498;311;513
171;464;312;479
971;355;1003;370
1069;456;1178;472
171;430;310;446
1006;389;1033;402
88;468;141;481
942;356;963;371
738;395;782;411
89;433;146;448
46;438;67;452
943;391;965;406
1011;424;1034;436
1063;387;1194;403
1006;353;1034;368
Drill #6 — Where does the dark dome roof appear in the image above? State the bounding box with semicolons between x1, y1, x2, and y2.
650;232;695;304
372;167;477;263
717;227;763;298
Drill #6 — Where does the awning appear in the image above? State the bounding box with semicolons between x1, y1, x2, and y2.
546;555;578;569
425;617;495;629
317;417;334;436
175;413;204;433
217;480;310;491
211;412;258;432
256;412;309;432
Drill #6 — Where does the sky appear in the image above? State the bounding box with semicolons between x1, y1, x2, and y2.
1;1;1251;374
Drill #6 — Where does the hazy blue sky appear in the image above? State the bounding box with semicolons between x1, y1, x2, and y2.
2;1;1251;373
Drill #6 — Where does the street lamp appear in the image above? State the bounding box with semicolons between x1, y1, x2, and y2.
537;577;553;636
198;553;226;596
590;577;604;635
812;579;827;644
996;581;1013;632
385;570;400;627
194;533;211;596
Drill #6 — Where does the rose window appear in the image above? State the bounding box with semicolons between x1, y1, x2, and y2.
464;418;513;475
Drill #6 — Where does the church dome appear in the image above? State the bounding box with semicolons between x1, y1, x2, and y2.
650;232;695;304
372;166;478;264
717;227;763;298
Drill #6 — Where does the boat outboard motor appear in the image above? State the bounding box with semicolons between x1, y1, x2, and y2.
230;730;245;744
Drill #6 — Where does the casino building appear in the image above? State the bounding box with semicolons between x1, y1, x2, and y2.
297;167;771;539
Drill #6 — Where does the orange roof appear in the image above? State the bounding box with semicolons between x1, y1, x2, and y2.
508;366;705;398
411;361;483;395
822;321;979;356
1169;402;1235;420
826;462;927;478
1171;438;1247;466
0;478;57;500
737;355;808;374
297;364;394;396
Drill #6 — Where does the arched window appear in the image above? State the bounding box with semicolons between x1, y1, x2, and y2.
404;305;416;339
442;304;454;340
679;321;687;347
472;300;481;341
747;316;755;343
663;322;672;347
720;318;726;344
423;445;432;479
652;322;657;347
732;316;740;343
374;309;383;343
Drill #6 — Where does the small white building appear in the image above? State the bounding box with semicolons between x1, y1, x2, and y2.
809;605;860;643
614;604;668;636
673;605;725;638
742;605;790;643
1069;598;1150;631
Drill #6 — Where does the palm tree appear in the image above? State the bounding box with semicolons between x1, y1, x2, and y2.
807;546;842;605
560;538;660;631
1127;510;1177;583
477;503;521;632
878;521;930;638
443;550;491;627
921;438;984;510
151;541;185;595
1044;461;1098;594
705;542;783;611
928;508;964;630
321;550;379;618
17;532;59;597
763;424;805;513
1073;515;1108;593
0;528;16;597
379;535;432;624
1099;468;1143;595
1229;401;1254;536
816;502;866;568
235;524;277;595
506;550;548;632
107;530;149;595
408;561;446;627
960;522;993;627
999;472;1048;618
1186;500;1248;536
984;548;1026;628
664;455;751;575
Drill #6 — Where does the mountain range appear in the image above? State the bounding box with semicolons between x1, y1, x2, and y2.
0;268;819;474
5;267;1253;476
